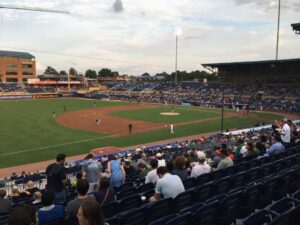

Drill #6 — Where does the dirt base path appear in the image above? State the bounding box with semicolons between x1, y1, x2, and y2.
56;105;164;135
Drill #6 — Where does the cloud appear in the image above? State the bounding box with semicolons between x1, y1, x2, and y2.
113;0;124;13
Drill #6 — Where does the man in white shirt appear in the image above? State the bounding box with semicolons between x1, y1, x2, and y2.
281;118;291;146
150;166;185;202
190;151;211;178
145;159;159;184
156;153;166;167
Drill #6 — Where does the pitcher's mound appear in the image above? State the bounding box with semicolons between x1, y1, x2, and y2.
160;112;181;116
90;147;121;156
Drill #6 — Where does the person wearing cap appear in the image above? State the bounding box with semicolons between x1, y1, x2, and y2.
215;149;233;170
190;151;211;178
156;153;166;167
281;118;291;147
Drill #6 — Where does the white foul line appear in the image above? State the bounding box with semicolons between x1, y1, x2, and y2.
1;135;117;156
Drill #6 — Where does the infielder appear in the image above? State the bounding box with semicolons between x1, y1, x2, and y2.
170;123;174;134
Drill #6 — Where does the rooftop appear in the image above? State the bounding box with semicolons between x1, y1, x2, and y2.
0;50;35;59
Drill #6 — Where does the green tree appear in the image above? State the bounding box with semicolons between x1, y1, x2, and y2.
59;70;67;75
98;68;112;77
44;66;58;75
69;67;77;76
85;69;97;78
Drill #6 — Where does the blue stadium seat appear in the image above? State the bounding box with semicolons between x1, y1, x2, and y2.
164;213;192;225
144;198;172;223
118;194;142;212
269;211;290;225
182;177;195;190
269;197;299;215
117;187;136;200
191;200;218;225
137;183;154;193
212;176;231;195
242;210;279;225
256;176;277;209
216;191;242;225
236;184;259;219
117;207;146;225
149;214;178;225
102;201;118;218
195;173;212;186
230;171;247;189
246;167;260;183
172;189;193;212
192;182;212;203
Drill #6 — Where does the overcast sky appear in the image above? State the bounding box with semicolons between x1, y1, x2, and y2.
0;0;299;75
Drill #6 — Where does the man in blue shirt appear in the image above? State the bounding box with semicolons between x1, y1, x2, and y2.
266;136;285;156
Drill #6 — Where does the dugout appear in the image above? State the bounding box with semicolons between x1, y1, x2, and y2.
202;58;300;84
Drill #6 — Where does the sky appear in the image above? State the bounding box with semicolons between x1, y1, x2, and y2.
0;0;299;75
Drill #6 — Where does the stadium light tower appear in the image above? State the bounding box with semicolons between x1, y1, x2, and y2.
174;27;182;83
275;0;281;60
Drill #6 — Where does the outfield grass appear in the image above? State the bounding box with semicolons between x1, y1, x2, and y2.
0;99;278;168
110;107;220;123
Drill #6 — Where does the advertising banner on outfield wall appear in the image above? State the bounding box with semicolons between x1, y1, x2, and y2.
0;95;32;100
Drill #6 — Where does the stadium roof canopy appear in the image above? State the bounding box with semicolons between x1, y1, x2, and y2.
202;58;300;69
291;23;300;34
0;50;35;59
202;58;300;83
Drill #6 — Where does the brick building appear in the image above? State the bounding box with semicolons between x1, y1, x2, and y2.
0;50;36;83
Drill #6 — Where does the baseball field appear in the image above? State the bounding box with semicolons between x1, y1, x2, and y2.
0;98;282;168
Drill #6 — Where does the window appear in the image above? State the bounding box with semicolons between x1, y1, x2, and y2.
6;71;18;75
22;71;33;76
22;64;33;69
6;64;17;68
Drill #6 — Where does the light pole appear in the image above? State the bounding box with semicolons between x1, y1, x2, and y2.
175;35;178;83
174;27;181;83
275;0;281;60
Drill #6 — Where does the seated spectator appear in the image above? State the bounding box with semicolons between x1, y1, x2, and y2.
265;135;285;156
171;156;188;181
20;180;40;198
9;186;20;203
65;179;95;221
149;166;185;202
137;162;151;179
123;158;136;177
8;204;38;225
190;151;211;178
38;190;64;225
145;159;159;184
0;189;11;214
32;191;42;205
166;160;174;173
156;153;166;167
71;172;83;187
77;199;108;225
215;149;234;170
94;177;116;206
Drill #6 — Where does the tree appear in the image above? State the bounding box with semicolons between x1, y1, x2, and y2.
59;70;67;75
69;67;77;76
98;68;112;77
141;72;150;77
85;69;97;78
44;66;58;75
